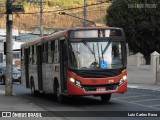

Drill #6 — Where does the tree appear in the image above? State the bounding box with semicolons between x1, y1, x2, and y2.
106;0;160;64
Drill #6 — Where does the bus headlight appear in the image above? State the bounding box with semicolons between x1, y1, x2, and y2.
69;78;75;83
119;75;127;86
69;77;81;87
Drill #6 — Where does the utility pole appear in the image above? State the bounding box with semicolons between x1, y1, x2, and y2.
5;0;13;96
40;0;43;37
84;0;87;27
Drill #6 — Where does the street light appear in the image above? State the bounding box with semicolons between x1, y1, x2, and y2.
58;12;96;26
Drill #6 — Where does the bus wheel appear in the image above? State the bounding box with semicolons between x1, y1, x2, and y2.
100;94;111;103
30;79;38;96
56;87;64;103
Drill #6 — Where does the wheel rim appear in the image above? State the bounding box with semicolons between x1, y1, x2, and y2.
57;88;61;100
57;88;63;102
31;85;34;93
31;81;35;94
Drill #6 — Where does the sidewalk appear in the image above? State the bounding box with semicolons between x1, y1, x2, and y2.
0;88;63;120
128;83;160;91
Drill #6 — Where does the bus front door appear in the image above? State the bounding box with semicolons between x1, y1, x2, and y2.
60;40;67;93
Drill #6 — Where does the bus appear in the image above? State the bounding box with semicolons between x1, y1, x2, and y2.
21;27;127;102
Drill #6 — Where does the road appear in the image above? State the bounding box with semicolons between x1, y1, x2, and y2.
1;83;160;120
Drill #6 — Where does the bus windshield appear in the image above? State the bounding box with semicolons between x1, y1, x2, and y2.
68;39;126;70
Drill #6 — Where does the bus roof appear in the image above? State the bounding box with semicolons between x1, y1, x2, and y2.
21;26;123;48
21;29;67;48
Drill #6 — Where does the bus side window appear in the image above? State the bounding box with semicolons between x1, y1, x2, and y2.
42;42;48;63
48;41;52;63
51;40;55;51
54;40;59;63
51;41;55;63
55;40;58;50
32;45;37;64
29;46;32;63
45;42;48;63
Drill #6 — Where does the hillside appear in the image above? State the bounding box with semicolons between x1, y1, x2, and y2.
0;0;111;31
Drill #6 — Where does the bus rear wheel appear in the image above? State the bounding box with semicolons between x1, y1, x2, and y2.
30;79;38;96
54;80;64;103
56;87;64;103
100;94;111;103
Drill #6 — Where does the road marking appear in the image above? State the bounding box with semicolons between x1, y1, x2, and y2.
113;95;151;99
150;104;160;107
128;85;139;88
112;98;160;111
131;98;160;103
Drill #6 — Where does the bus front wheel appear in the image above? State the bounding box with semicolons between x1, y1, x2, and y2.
100;94;111;102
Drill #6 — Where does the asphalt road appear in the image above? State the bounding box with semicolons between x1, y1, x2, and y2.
1;83;160;120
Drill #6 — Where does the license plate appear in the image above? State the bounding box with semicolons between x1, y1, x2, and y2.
96;87;106;91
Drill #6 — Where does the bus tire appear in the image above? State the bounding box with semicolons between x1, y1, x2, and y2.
100;94;111;103
54;81;64;103
56;87;64;103
30;79;38;96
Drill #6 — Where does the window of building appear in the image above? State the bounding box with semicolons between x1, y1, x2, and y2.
13;52;20;59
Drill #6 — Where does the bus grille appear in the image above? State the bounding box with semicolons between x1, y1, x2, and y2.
82;84;118;92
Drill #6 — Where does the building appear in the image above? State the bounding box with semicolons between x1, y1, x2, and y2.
0;28;61;68
0;35;24;68
0;29;24;68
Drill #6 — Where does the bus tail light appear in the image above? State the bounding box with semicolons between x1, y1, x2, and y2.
119;75;127;86
69;77;82;87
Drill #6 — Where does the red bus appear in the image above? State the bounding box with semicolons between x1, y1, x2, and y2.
21;27;127;102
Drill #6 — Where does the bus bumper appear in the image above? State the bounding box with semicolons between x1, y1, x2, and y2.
67;80;127;96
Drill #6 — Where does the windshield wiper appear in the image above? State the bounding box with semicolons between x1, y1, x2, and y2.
101;44;104;62
102;41;111;54
82;40;97;63
82;40;94;54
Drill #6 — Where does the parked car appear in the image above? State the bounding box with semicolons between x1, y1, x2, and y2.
0;66;21;85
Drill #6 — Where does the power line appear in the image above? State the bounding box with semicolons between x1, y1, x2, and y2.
0;0;111;15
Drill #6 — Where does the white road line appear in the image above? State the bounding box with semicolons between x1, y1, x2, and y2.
128;85;139;88
131;98;160;103
150;104;160;107
113;95;152;99
112;98;160;111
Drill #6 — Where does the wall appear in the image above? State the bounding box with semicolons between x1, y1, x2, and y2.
127;51;160;84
